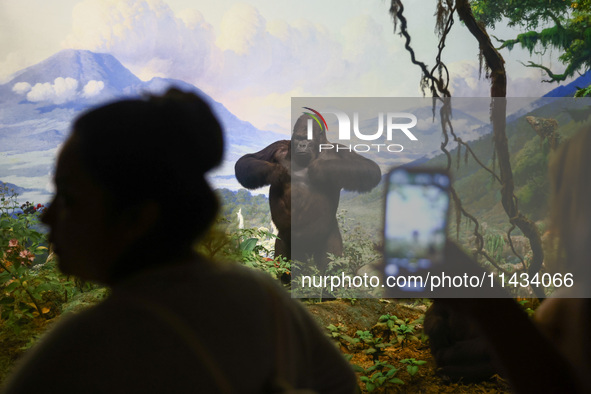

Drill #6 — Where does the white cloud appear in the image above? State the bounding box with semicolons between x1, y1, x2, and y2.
216;3;266;55
134;58;173;80
63;0;218;84
26;77;79;104
60;0;416;130
82;80;105;98
448;61;492;97
12;82;32;95
506;69;562;97
25;83;56;102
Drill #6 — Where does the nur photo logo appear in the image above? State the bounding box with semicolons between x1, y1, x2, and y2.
302;107;418;153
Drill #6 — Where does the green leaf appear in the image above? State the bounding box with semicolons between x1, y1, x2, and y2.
389;378;405;385
5;282;20;292
385;368;398;377
341;335;357;344
239;238;258;252
35;283;53;292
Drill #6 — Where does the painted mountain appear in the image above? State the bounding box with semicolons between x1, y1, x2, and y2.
0;49;285;203
1;49;589;205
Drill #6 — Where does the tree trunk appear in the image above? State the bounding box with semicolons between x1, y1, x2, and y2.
455;0;545;300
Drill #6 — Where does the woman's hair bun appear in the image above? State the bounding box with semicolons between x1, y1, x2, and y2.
72;86;225;211
146;87;224;173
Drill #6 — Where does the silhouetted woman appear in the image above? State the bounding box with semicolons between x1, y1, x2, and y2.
2;89;357;393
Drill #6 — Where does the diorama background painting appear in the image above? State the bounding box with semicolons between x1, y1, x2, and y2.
0;0;581;205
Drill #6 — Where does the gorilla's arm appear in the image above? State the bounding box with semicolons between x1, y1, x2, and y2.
235;140;290;189
307;148;381;192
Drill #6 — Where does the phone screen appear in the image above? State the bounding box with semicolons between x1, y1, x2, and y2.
383;168;450;295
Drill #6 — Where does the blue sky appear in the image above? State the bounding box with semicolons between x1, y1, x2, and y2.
0;0;573;135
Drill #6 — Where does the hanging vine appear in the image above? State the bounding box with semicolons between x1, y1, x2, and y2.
390;0;546;299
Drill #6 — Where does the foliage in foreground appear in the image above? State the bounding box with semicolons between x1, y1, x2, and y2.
328;312;426;392
0;184;75;333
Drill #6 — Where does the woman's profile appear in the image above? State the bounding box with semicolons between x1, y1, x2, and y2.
1;89;358;393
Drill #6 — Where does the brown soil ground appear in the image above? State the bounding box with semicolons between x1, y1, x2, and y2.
306;298;512;393
1;298;513;392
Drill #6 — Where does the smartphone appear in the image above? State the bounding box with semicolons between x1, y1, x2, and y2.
383;167;450;297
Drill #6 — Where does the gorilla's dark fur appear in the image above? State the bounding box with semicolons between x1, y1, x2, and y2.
235;114;381;272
